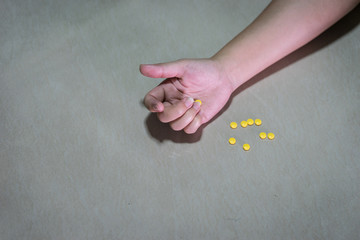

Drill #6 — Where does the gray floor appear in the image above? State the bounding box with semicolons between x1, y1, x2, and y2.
1;0;360;239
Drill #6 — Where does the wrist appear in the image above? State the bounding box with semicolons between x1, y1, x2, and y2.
210;53;248;93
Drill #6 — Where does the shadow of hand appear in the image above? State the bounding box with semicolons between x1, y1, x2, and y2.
144;113;203;143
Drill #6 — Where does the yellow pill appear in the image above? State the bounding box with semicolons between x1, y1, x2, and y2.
259;132;267;139
268;132;275;140
230;122;238;129
247;118;254;126
255;119;262;126
229;137;236;145
240;121;248;128
194;99;202;105
243;143;250;151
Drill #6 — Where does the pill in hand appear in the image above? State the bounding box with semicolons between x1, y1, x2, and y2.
194;99;202;105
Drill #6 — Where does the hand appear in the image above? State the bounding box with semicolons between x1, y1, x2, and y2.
140;58;234;134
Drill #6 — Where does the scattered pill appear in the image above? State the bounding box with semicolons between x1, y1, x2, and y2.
194;99;202;105
229;137;236;145
247;119;254;126
243;143;250;151
227;119;276;147
268;132;275;140
259;132;267;139
240;121;248;128
255;119;262;126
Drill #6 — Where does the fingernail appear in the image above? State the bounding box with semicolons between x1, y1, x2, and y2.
193;101;201;110
184;97;194;108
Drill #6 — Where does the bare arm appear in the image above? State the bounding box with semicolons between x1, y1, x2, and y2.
212;0;360;91
141;0;359;133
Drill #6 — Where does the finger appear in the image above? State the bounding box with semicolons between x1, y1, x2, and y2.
144;78;185;112
143;85;165;112
157;97;194;123
170;101;201;131
140;60;187;79
184;114;203;134
144;93;164;112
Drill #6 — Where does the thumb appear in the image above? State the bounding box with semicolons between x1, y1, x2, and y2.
139;59;187;79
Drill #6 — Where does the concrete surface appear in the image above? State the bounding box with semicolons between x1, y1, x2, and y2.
1;0;359;239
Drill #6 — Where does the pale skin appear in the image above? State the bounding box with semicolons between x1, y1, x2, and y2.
141;0;360;134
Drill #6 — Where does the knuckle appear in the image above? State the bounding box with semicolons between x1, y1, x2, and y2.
157;112;169;123
170;122;182;131
184;127;196;134
174;107;186;117
187;117;202;134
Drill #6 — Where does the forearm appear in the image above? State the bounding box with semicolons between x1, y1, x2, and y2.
212;0;359;91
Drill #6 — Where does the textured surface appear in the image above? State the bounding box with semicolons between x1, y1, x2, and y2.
1;1;360;239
